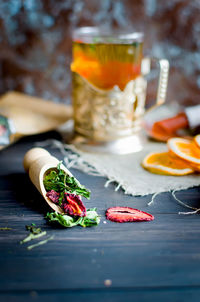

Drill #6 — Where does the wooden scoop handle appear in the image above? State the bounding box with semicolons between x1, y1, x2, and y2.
23;147;52;172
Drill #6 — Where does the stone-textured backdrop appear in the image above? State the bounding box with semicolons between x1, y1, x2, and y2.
0;0;199;107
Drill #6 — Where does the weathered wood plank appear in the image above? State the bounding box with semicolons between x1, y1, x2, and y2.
0;132;200;299
1;287;200;302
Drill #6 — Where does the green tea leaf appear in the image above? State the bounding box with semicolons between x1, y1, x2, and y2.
46;212;82;228
27;235;54;250
43;170;66;192
20;231;47;244
46;208;100;228
26;225;42;234
79;208;101;227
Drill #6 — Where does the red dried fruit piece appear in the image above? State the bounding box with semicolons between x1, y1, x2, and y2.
63;193;86;217
153;113;188;135
145;113;189;142
106;207;154;223
46;190;60;204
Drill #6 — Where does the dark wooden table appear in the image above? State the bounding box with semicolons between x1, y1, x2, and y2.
1;132;200;302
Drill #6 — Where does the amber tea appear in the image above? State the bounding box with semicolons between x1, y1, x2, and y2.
71;40;143;91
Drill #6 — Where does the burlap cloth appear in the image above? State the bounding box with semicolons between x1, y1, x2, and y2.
39;105;200;196
62;141;200;196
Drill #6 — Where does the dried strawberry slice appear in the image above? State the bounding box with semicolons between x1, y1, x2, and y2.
63;193;86;217
46;190;60;204
106;207;154;223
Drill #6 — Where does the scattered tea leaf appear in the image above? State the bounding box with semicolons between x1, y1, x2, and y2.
27;235;54;250
26;225;42;234
20;224;47;245
20;231;47;244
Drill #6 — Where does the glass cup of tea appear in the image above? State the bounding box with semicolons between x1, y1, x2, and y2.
70;27;169;154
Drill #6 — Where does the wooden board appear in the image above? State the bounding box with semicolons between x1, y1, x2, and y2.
0;132;200;301
0;92;73;134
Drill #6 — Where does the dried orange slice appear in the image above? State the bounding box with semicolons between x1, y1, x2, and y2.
167;138;200;171
142;151;194;176
194;134;200;149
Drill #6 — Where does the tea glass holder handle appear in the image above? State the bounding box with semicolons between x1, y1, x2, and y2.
142;57;169;112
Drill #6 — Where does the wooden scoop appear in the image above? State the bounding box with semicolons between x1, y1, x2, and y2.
23;147;74;214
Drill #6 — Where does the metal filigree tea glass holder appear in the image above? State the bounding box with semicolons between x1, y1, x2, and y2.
70;27;169;154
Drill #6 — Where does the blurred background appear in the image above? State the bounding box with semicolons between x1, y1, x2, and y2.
0;0;199;107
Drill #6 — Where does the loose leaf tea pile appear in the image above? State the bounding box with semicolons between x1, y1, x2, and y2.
44;162;100;227
44;162;90;200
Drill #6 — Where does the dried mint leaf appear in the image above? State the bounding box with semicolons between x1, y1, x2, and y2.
26;225;42;234
46;208;100;228
43;161;90;199
20;231;47;244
